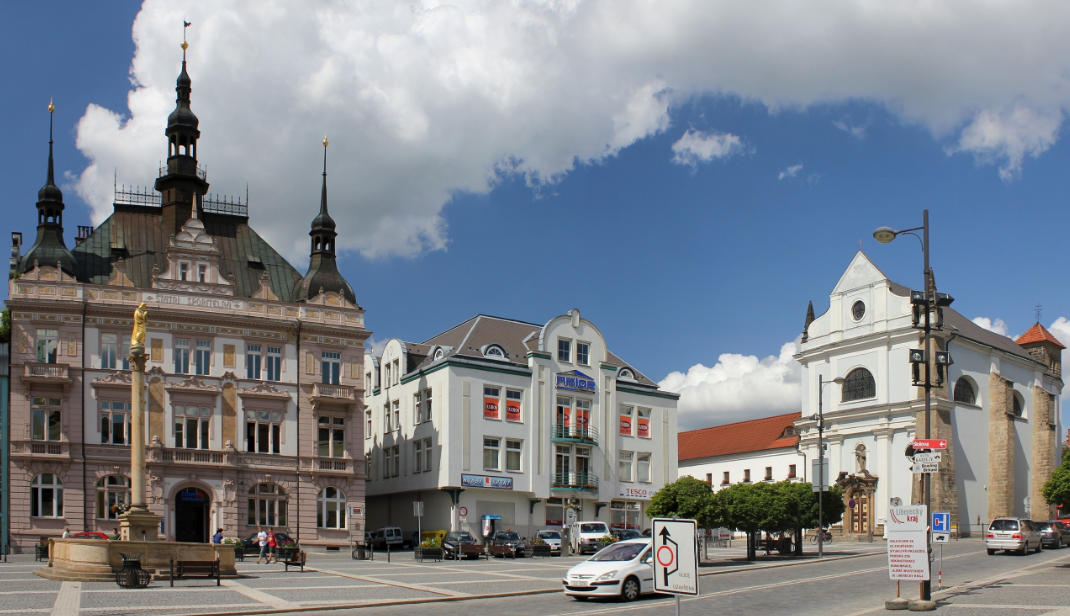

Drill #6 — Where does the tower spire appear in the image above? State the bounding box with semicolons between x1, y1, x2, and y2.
295;134;354;305
18;99;77;277
321;134;329;216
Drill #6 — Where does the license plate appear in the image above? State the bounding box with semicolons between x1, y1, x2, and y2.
572;580;591;588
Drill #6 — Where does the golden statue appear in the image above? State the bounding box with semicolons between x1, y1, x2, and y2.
132;302;148;348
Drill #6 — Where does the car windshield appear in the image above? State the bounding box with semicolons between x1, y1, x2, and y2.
990;520;1020;531
590;542;646;562
580;523;608;534
446;532;474;542
615;530;641;539
496;532;521;541
538;531;561;539
1036;523;1052;531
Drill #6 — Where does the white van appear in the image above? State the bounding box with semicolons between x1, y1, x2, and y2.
569;521;610;555
372;527;405;549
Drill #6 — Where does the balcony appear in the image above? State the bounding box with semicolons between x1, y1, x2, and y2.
23;362;73;394
551;424;599;446
551;472;599;492
162;449;224;465
10;440;70;460
312;383;356;400
317;459;348;471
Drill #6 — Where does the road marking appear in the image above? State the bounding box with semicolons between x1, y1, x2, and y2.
221;579;301;610
78;605;264;613
49;581;79;616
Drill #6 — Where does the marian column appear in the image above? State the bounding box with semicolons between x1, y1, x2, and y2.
119;302;162;541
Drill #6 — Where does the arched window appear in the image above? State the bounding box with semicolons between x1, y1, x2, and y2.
953;378;976;405
31;473;63;518
317;487;346;529
248;483;288;527
96;475;130;519
1012;392;1024;418
841;368;876;402
483;345;506;360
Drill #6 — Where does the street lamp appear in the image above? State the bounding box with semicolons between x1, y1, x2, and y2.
873;209;949;606
816;374;844;560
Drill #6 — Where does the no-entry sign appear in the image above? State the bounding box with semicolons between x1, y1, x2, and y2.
652;518;699;596
912;439;947;450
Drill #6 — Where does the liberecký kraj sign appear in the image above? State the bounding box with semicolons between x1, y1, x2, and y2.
886;505;929;581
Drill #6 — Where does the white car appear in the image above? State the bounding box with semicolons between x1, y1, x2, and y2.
535;529;563;555
563;539;656;602
569;520;611;555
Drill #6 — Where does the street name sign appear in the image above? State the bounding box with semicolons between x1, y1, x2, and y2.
913;453;942;464
912;439;947;450
652;518;699;596
886;505;929;581
911;461;940;474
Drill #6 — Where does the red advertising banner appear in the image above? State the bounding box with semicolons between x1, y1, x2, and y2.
483;397;499;420
637;417;650;438
619;415;632;435
506;399;521;422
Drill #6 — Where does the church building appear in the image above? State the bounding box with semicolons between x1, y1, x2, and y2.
6;43;368;549
795;252;1063;538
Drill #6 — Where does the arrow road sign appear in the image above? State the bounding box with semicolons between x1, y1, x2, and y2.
912;439;947;450
652;518;698;596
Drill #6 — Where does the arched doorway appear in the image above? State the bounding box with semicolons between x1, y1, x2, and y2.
175;487;211;543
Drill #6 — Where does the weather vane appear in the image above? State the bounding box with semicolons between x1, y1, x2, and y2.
182;20;191;56
858;238;864;250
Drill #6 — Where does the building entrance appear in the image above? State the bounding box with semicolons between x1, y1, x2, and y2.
850;496;870;534
175;487;210;543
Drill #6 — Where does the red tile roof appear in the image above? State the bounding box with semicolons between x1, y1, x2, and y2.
1015;323;1066;349
678;412;802;461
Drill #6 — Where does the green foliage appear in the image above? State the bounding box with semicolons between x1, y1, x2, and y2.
0;307;9;343
645;476;720;528
420;536;441;548
598;534;618;545
1043;453;1070;508
720;482;786;534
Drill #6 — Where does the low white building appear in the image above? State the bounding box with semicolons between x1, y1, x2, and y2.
362;310;679;540
678;413;804;491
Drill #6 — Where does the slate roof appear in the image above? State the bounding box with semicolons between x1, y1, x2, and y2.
1015;323;1066;349
678;412;801;462
72;209;304;302
942;309;1040;364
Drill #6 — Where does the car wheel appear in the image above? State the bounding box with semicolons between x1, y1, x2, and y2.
987;549;996;555
1018;543;1028;556
1036;542;1043;554
620;576;641;602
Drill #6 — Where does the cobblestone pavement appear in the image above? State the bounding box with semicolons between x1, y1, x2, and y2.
5;539;1061;615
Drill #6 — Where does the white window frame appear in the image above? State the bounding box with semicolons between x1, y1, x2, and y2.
100;400;131;445
316;487;346;529
96;475;130;520
246;344;262;380
174;405;211;450
637;452;651;483
248;483;288;527
174;338;190;374
505;389;523;423
31;473;63;518
101;332;118;369
557;338;572;363
619;450;634;482
575;341;590;366
505;439;523;473
265;346;282;381
246;410;282;454
422;437;432;472
392;400;400;430
483;437;501;471
317;416;345;458
32;396;62;442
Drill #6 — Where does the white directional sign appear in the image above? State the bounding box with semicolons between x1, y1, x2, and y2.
912;452;942;474
652;518;699;596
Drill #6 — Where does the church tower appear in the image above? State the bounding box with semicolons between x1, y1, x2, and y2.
18;100;78;277
294;137;356;304
154;37;210;235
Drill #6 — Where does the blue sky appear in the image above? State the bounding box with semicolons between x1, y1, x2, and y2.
4;2;1070;430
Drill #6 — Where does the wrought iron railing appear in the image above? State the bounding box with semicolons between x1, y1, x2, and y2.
159;160;207;180
202;194;247;217
114;186;162;207
551;472;599;491
550;424;599;445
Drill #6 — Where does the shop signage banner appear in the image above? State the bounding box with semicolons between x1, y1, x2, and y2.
619;486;655;499
460;474;513;490
556;370;597;393
506;399;521;422
483;396;499;420
619;414;632;435
637;417;650;438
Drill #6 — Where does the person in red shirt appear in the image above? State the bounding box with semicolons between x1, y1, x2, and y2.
267;530;278;564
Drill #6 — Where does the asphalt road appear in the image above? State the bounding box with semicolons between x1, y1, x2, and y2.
295;539;1070;616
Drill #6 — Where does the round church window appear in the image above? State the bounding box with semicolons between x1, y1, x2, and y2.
851;300;866;321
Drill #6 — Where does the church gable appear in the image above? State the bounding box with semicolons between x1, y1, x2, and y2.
830;251;889;295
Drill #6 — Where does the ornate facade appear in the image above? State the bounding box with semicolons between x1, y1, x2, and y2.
6;50;368;549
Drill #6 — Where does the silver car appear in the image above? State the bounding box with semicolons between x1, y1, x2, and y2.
986;518;1043;555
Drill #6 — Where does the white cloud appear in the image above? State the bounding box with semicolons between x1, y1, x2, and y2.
659;340;801;431
948;106;1063;181
972;316;1010;337
833;118;868;139
72;1;1070;261
670;129;743;167
778;164;803;180
1047;317;1070;348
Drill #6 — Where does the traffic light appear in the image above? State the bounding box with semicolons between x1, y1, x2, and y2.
909;348;926;385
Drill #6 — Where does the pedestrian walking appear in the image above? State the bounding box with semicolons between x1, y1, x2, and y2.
267;530;278;564
256;527;268;564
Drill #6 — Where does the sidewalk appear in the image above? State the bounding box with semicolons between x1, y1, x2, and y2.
927;555;1070;615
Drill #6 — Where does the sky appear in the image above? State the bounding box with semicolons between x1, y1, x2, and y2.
4;1;1070;431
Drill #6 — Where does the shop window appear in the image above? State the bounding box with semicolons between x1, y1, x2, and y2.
32;397;62;442
96;475;130;519
37;329;58;363
248;483;288;527
316;487;346;529
174;405;211;449
100;400;131;445
31;473;63;518
545;497;564;526
246;410;282;454
611;501;642;530
318;416;345;457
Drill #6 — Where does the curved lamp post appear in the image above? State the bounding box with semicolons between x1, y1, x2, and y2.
816;375;844;559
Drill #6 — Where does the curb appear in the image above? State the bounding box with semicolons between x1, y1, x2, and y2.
699;550;876;577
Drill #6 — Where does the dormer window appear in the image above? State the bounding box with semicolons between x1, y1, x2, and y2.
779;426;798;439
618;368;635;382
434;349;444;361
482;344;507;361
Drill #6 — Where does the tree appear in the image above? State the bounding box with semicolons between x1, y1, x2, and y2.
645;476;719;529
777;482;846;556
0;307;9;343
1042;447;1070;511
720;482;786;560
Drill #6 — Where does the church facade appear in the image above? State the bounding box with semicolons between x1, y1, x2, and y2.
795;252;1063;538
6;49;368;549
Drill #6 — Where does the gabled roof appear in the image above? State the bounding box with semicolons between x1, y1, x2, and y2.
1016;323;1066;349
942;309;1039;364
72;210;303;302
678;412;801;462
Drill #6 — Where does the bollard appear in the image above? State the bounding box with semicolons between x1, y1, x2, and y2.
169;557;174;588
387;542;391;563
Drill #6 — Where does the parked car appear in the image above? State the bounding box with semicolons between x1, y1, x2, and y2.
442;531;480;559
71;531;110;540
569;521;611;555
1054;519;1070;531
535;529;563;555
240;531;296;555
641;528;652;538
372;527;408;549
612;529;643;541
1037;521;1070;549
986;518;1043;555
563;538;655;602
491;531;528;557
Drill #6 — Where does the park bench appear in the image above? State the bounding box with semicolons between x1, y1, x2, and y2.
169;558;220;586
283;550;307;572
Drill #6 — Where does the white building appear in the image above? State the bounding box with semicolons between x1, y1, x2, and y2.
362;310;679;540
678;413;804;490
795;252;1063;538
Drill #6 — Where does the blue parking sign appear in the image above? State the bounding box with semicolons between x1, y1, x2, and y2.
932;512;950;533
